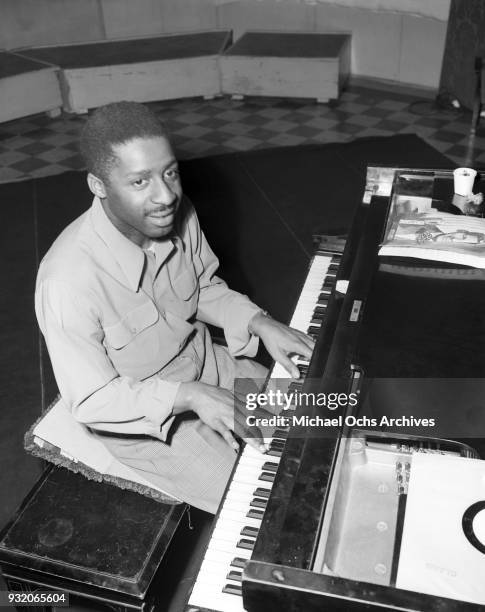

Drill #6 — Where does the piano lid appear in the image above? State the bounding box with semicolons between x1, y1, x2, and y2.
357;259;485;379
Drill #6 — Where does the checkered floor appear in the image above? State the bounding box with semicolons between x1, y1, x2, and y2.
1;85;484;184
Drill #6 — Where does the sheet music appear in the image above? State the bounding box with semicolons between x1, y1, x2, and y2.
397;452;485;605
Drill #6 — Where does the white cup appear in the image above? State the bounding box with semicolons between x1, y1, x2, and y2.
453;167;477;196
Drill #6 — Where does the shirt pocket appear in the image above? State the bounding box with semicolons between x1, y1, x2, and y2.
104;301;159;349
193;253;204;278
104;301;163;379
171;264;200;322
173;267;198;301
103;301;194;380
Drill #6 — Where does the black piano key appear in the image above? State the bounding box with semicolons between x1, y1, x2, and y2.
222;583;242;596
270;440;285;450
267;447;282;457
250;497;268;509
272;437;287;444
227;570;243;582
328;262;339;271
262;461;278;473
314;305;327;313
259;471;275;483
254;487;271;499
237;538;255;551
247;508;264;519
241;525;259;538
273;429;288;438
231;557;248;569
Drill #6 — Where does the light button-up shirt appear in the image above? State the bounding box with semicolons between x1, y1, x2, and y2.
35;196;261;440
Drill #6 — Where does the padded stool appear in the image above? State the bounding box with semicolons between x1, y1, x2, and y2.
0;465;186;611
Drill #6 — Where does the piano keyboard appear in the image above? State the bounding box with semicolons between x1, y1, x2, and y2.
187;251;341;612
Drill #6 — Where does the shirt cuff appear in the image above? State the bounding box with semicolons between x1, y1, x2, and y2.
224;300;263;358
144;380;181;441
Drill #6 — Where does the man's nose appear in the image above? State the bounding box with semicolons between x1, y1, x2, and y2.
151;176;176;206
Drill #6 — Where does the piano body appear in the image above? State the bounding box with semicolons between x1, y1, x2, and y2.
188;167;485;612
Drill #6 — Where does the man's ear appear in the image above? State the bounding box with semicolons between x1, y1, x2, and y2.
87;173;107;199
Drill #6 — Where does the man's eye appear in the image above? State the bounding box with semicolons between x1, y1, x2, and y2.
133;178;148;188
165;168;179;181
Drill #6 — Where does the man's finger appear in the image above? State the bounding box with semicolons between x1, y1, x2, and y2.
245;436;269;454
277;351;300;379
221;427;239;452
291;334;315;357
231;412;269;454
291;327;315;346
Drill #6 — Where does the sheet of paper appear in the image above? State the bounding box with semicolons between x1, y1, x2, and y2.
397;452;485;605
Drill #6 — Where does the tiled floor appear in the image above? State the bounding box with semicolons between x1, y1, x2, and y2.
1;85;485;184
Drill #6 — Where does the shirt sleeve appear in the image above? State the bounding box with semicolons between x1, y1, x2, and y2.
35;278;178;440
188;207;263;357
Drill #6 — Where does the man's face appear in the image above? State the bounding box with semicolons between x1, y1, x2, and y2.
98;136;182;248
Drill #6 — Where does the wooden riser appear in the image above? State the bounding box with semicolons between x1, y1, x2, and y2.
14;31;232;115
60;56;223;114
0;52;62;123
220;31;351;103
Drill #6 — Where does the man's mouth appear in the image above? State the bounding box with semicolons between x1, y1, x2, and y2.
147;205;176;224
148;206;175;217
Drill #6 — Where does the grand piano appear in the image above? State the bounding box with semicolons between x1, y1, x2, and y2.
187;166;485;612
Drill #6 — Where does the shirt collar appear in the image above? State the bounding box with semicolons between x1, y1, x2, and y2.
90;196;176;292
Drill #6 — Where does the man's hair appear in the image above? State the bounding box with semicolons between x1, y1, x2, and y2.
80;101;168;181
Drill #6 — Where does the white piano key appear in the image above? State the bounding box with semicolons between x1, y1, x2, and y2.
203;547;251;565
189;588;244;612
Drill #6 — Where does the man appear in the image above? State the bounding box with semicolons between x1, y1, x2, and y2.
36;101;313;513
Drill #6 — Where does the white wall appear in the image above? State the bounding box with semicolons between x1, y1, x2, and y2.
0;0;104;49
0;0;449;90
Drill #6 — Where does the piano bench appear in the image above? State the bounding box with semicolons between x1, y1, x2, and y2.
0;465;187;611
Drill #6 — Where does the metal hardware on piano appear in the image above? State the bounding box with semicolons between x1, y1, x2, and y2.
188;167;485;612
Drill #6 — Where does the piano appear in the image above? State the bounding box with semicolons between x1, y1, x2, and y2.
187;166;485;612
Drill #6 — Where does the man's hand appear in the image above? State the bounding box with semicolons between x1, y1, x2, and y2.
174;381;269;454
248;311;314;378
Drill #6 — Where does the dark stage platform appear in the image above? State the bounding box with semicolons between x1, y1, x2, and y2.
18;31;232;69
225;32;349;58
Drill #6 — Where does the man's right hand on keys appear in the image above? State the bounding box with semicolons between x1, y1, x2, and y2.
174;381;269;454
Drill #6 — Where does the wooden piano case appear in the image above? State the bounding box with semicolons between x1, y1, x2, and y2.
243;167;485;611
